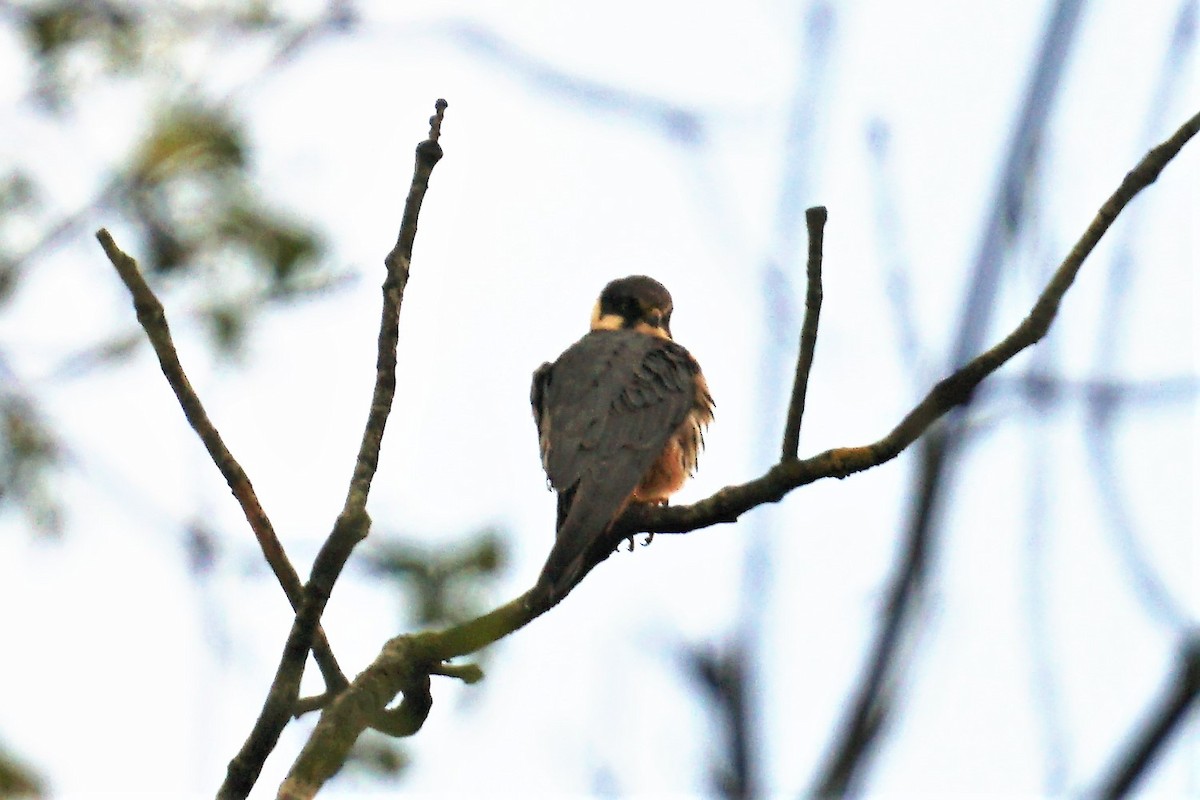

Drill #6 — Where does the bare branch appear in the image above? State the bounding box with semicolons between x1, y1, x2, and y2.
1094;634;1200;798
347;98;446;509
94;230;347;692
217;99;447;800
781;205;827;460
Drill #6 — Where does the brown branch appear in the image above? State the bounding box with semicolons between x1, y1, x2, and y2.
268;107;1199;798
217;99;448;800
347;99;447;509
1094;633;1200;798
94;231;348;694
781;206;827;461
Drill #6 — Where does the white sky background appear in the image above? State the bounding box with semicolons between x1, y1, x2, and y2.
0;0;1197;797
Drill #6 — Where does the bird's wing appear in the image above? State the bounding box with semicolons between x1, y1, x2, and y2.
530;360;553;472
532;329;700;603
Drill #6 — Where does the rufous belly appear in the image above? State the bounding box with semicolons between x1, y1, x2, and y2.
630;436;688;504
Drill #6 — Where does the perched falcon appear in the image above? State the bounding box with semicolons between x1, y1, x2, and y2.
530;275;714;606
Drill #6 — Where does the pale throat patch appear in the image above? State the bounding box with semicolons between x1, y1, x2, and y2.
589;300;672;340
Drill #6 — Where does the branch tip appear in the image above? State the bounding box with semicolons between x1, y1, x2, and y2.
428;98;448;142
431;662;484;684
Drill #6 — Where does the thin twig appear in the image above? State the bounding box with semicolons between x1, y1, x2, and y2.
781;206;827;460
347;98;446;509
866;119;923;375
218;99;448;800
1094;634;1200;798
1021;357;1071;793
441;22;703;143
94;230;347;693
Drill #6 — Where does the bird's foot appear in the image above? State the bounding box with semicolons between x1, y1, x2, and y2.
624;532;656;551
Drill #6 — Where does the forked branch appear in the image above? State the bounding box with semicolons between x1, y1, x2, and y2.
279;109;1200;798
219;99;448;800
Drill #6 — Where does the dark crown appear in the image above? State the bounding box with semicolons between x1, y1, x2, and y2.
598;275;673;321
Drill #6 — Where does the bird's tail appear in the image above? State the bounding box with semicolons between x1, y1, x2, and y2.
531;485;631;609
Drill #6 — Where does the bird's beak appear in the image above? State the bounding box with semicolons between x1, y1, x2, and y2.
645;307;671;338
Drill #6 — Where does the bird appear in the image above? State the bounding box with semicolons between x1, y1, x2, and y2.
530;275;714;607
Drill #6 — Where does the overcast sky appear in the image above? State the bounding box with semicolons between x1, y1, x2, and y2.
0;1;1197;797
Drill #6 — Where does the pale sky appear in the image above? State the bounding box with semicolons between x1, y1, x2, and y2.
0;1;1196;797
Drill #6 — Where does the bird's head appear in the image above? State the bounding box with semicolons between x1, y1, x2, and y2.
589;275;674;340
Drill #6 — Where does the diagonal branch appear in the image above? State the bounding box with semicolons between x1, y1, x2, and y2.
617;107;1200;540
1094;633;1200;798
218;99;448;800
94;230;348;693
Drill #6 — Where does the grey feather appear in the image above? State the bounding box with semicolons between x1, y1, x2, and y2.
530;329;704;604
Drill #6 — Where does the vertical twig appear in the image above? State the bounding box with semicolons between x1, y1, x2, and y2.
218;99;447;800
346;99;446;510
781;206;827;461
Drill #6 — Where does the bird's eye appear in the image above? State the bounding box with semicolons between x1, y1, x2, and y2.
646;309;663;327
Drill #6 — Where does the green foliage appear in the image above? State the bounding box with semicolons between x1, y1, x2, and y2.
0;393;62;536
0;743;44;798
19;0;142;108
124;102;325;294
0;2;336;524
131;103;247;182
0;171;39;302
366;528;509;628
121;102;327;354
